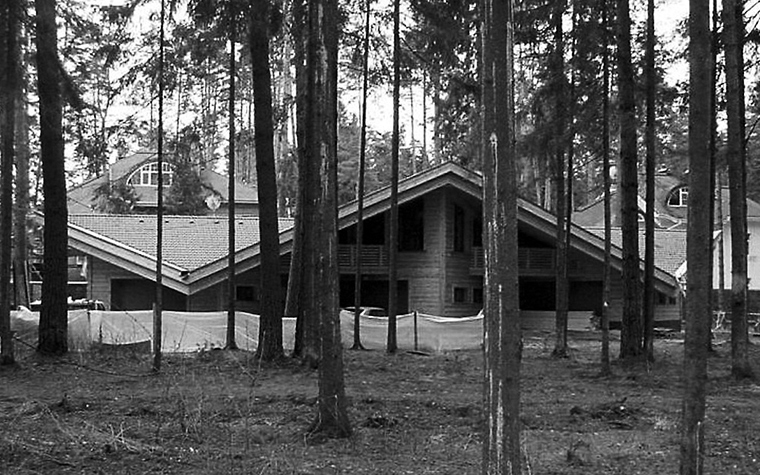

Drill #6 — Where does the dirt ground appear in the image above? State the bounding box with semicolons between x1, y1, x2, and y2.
1;330;759;474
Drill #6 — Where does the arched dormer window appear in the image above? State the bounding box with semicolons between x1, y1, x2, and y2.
127;162;174;187
667;186;689;207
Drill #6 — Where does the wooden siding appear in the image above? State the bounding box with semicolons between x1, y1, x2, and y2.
399;191;447;315
606;269;682;327
443;191;484;316
89;257;137;309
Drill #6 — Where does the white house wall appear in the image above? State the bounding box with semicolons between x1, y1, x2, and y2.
714;219;760;291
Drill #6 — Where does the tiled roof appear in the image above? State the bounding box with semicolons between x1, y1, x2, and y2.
584;227;687;275
69;214;294;271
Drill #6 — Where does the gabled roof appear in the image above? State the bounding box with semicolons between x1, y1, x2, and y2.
69;214;294;293
67;150;258;213
67;161;681;296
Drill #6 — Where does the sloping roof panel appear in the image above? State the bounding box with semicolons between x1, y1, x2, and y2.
69;214;293;271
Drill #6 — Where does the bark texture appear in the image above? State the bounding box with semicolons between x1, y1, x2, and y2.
680;0;712;471
305;0;351;438
35;0;69;356
616;0;642;360
723;0;752;379
481;0;522;472
251;0;284;360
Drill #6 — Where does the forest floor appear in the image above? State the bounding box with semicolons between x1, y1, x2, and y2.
1;330;759;474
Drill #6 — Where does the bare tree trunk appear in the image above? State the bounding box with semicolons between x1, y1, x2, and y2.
481;0;522;472
552;0;569;359
386;0;400;354
13;17;30;311
251;0;284;360
13;133;30;310
227;17;238;351
288;0;318;363
616;0;642;360
422;72;428;168
600;0;612;376
1;0;20;365
710;0;721;351
642;0;657;362
352;0;371;351
35;0;68;356
153;0;166;371
723;0;752;379
304;0;351;438
680;0;712;471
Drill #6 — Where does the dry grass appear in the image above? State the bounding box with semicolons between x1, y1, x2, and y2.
1;331;759;474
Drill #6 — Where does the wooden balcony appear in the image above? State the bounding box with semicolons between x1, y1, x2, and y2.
471;247;556;274
338;245;389;270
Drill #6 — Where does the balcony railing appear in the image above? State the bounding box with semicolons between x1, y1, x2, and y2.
338;245;389;269
471;247;556;272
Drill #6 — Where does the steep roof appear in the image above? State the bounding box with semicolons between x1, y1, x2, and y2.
585;227;687;276
67;150;258;213
67;161;681;296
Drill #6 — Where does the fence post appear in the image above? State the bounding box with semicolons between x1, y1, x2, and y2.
414;310;418;352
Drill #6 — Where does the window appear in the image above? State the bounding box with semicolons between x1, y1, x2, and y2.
473;216;483;247
128;162;174;187
453;287;468;303
398;199;424;251
473;287;484;304
667;186;688;207
236;285;258;302
453;205;465;252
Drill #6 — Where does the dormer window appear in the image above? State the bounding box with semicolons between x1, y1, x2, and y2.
127;162;174;187
668;186;688;207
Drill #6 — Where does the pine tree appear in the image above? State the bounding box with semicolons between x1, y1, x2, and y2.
35;0;69;356
481;0;522;471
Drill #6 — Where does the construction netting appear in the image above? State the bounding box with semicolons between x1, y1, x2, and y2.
8;308;488;353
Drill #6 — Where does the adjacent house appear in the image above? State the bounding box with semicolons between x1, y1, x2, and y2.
574;168;760;306
67;150;259;215
66;162;683;329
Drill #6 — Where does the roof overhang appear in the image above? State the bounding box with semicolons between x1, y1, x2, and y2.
68;221;191;294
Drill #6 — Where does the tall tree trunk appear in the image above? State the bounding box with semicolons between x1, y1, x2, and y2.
285;0;305;324
432;68;441;165
35;0;68;356
422;72;428;168
153;0;166;371
252;0;284;361
481;0;522;472
616;0;641;360
352;0;372;351
600;0;612;376
563;1;578;357
1;0;20;365
386;0;400;354
289;0;319;364
14;39;30;311
552;0;569;359
680;0;712;471
710;0;721;351
642;0;656;362
227;16;238;351
305;0;351;438
723;0;752;378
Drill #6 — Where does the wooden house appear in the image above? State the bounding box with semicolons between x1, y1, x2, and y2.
66;162;683;327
